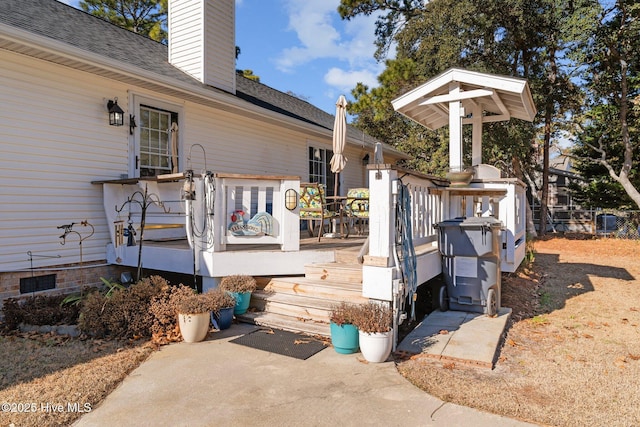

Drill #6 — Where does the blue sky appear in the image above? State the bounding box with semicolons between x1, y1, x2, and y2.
61;0;385;118
236;0;383;117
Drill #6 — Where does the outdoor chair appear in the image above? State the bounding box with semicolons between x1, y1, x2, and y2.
299;182;340;241
343;187;369;235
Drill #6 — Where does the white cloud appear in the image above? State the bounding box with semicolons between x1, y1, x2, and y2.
324;67;380;92
276;0;379;73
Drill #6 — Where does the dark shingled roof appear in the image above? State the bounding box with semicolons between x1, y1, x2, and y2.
1;0;388;147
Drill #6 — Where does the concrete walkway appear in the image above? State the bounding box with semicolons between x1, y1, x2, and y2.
75;320;536;427
398;308;512;368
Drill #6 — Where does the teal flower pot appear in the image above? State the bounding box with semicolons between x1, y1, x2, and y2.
228;291;252;315
330;322;359;354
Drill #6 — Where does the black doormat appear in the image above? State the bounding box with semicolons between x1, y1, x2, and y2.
230;328;326;360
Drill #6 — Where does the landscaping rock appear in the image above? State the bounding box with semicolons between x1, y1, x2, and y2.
19;323;80;337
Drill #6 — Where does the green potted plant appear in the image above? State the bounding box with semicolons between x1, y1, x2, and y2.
352;301;393;363
219;275;257;315
206;288;236;330
176;291;213;343
329;302;359;354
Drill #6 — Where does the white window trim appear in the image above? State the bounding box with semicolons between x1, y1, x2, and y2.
129;93;184;177
307;142;336;197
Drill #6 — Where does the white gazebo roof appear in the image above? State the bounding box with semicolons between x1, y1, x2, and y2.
392;68;537;170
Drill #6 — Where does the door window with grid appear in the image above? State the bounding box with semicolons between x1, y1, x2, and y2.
308;146;335;197
139;105;178;177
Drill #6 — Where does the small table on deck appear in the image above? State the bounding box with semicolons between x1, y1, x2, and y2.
323;196;349;238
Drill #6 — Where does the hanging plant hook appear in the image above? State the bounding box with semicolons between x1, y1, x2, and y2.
115;184;170;281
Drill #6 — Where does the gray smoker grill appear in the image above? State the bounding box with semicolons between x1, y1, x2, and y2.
435;217;502;316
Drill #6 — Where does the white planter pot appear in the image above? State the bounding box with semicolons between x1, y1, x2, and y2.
178;312;210;343
358;330;393;363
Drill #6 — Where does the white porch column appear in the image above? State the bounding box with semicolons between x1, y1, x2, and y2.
448;82;463;171
471;102;483;166
280;179;300;251
367;167;395;263
362;166;397;301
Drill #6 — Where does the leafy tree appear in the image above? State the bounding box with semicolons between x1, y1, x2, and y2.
346;58;449;173
570;0;640;209
525;0;595;235
338;0;600;236
80;0;168;43
338;0;423;61
339;1;541;172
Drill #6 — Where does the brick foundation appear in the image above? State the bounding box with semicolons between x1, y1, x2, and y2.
0;261;135;317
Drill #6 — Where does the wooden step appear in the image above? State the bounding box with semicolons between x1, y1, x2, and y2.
304;262;363;285
237;311;331;337
334;245;366;264
265;277;366;303
245;261;369;337
251;290;335;322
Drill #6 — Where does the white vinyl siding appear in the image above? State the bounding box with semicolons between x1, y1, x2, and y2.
183;107;306;177
168;0;203;77
0;50;373;273
203;0;235;92
168;0;235;93
0;51;128;270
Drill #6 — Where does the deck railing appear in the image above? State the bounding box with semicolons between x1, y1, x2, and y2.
398;170;444;247
367;166;444;263
209;173;300;252
443;177;528;272
364;165;444;301
102;173;300;257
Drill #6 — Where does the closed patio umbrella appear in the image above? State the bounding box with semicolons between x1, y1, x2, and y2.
170;122;179;173
330;95;348;197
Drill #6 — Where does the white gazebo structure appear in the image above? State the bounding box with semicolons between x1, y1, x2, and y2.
392;68;537;171
391;68;537;273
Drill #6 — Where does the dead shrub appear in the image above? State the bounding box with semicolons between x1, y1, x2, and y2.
352;301;393;333
78;276;168;339
2;294;82;331
148;283;197;342
205;288;236;316
329;301;359;326
219;275;257;293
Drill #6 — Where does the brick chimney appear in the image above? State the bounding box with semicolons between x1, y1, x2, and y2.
168;0;236;94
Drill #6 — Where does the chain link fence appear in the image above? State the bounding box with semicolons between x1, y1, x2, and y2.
593;210;640;239
534;208;640;240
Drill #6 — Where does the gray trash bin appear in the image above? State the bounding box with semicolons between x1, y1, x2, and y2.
435;217;502;315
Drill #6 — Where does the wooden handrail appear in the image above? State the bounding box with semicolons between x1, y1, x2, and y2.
215;172;300;181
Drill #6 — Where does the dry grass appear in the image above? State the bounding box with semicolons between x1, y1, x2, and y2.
397;237;640;427
2;236;639;426
0;333;154;426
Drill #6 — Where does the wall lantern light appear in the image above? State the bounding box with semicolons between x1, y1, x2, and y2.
107;98;124;126
362;153;370;166
285;189;298;211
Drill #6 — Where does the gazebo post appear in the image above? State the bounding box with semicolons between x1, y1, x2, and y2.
391;68;537;172
471;102;483;166
448;82;463;171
